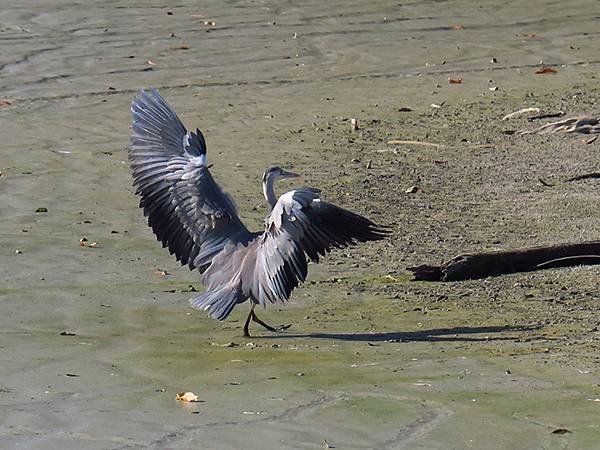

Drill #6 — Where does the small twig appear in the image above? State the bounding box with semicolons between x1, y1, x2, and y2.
565;172;600;182
387;140;445;148
502;107;540;120
527;111;565;121
538;177;554;187
535;255;600;269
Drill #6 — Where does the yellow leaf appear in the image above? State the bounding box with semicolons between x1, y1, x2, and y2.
535;66;557;74
176;392;199;402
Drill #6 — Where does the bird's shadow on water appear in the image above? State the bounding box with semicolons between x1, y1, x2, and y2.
258;325;542;342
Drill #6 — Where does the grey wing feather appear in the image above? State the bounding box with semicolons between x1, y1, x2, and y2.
255;189;387;306
129;88;250;271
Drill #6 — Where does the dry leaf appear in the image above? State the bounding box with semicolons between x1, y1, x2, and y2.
551;428;571;435
155;268;169;277
350;118;358;131
398;107;412;112
203;20;216;26
535;66;557;74
176;391;199;402
179;44;189;50
0;99;11;108
448;78;462;84
147;60;156;66
405;185;420;194
523;33;537;39
586;136;598;144
451;24;464;30
88;242;99;248
35;207;48;213
79;237;88;246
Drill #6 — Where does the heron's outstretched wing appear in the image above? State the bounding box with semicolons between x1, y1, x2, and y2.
129;88;250;271
255;189;387;305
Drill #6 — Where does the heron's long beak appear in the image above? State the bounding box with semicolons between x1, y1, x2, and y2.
281;170;300;179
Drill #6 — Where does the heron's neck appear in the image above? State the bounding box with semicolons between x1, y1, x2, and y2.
263;177;277;210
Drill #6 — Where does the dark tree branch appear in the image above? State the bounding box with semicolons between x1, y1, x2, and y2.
408;241;600;281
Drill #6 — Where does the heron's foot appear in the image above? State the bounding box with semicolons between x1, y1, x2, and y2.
251;312;292;333
260;322;292;333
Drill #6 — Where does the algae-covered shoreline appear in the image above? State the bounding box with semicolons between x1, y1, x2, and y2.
2;1;600;448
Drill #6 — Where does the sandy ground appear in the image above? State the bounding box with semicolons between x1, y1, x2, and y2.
2;1;600;448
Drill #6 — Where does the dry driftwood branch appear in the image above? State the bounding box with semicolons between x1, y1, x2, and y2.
520;116;600;135
408;241;600;281
502;107;540;120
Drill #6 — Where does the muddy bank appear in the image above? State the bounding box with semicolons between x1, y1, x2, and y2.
1;1;600;448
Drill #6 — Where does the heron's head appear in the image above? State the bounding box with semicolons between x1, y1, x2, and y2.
262;166;300;183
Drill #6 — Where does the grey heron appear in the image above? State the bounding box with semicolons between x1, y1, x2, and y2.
129;89;387;337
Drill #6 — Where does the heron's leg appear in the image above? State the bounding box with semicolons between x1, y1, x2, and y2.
251;310;292;332
243;303;255;337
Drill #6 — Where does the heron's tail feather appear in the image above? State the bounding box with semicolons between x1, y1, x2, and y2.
190;285;242;321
